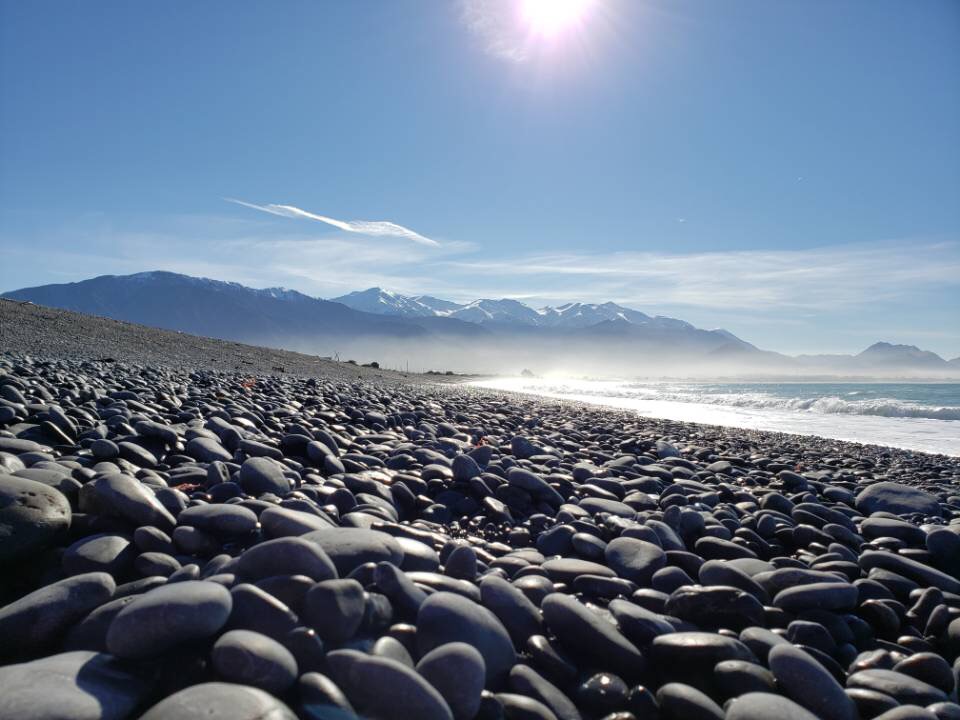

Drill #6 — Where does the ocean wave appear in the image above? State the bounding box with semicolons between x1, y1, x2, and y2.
702;394;960;420
527;383;960;421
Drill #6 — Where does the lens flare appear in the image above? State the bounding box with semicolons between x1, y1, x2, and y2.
520;0;595;36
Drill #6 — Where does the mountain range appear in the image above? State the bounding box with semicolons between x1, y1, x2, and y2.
332;287;704;332
3;271;958;377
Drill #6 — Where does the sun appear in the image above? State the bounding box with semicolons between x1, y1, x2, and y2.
520;0;595;37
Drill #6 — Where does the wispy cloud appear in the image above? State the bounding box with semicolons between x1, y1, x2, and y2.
226;198;439;247
460;0;531;62
437;241;960;311
4;207;958;355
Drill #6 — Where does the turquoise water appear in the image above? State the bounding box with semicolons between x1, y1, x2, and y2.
471;379;960;456
618;382;960;421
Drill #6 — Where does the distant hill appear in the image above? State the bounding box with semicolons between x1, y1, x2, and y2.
5;272;958;377
856;342;951;369
1;272;476;352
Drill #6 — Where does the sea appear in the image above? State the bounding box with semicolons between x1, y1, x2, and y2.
467;378;960;457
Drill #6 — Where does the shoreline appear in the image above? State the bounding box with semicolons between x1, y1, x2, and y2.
2;297;956;461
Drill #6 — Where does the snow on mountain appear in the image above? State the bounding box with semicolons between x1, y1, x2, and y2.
414;295;463;314
330;287;436;317
536;302;649;328
330;288;753;346
448;299;543;326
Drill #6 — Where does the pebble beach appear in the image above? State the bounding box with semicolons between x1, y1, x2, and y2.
3;300;960;720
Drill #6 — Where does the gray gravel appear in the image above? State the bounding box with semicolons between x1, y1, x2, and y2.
0;298;429;383
3;297;960;720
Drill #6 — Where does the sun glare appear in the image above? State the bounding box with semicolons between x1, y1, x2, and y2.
521;0;595;37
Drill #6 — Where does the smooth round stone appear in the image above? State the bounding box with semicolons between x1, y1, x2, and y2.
479;575;543;648
738;626;790;663
856;482;941;517
579;497;635;517
228;583;300;639
140;681;298;720
106;580;232;658
236;536;338;582
879;708;942;720
773;582;858;612
62;533;135;577
212;629;298;694
134;525;174;554
445;545;478;580
508;664;580;720
495;693;560;720
117;441;157;468
0;473;71;563
452;454;482;482
573;575;638;599
714;660;776;698
0;650;152;720
860;550;960;595
326;649;454;720
507;467;560;500
259;506;335;538
135;551;181;577
726;692;820;720
571;532;607;560
768;644;857;720
927;703;960;720
698;560;769;602
576;672;629;716
372;635;414;666
847;669;949;707
417;642;486;720
254;574;314;615
608;598;674;646
542;558;615;584
302;527;404;576
397;537;440;572
239;457;292;496
186;437;234;463
541;593;645;681
665;584;764;630
845;688;900;718
604;537;666;584
63;595;139;652
417;591;517;686
526;635;579;687
82;474;176;530
867;709;938;720
947;617;960;654
299;672;356;718
862;518;927;544
178;503;259;536
0;572;116;658
302;579;366;643
927;529;960;562
650;631;753;666
91;439;120;459
655;682;724;720
893;652;955;694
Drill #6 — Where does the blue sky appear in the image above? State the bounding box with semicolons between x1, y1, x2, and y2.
1;0;958;357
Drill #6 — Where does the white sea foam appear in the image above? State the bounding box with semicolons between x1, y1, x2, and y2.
468;377;960;456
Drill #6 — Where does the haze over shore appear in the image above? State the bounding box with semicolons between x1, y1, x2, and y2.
5;272;959;379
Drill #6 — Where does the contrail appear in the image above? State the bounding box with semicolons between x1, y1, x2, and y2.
226;198;439;247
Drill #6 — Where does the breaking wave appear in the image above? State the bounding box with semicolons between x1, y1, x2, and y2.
530;383;960;421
